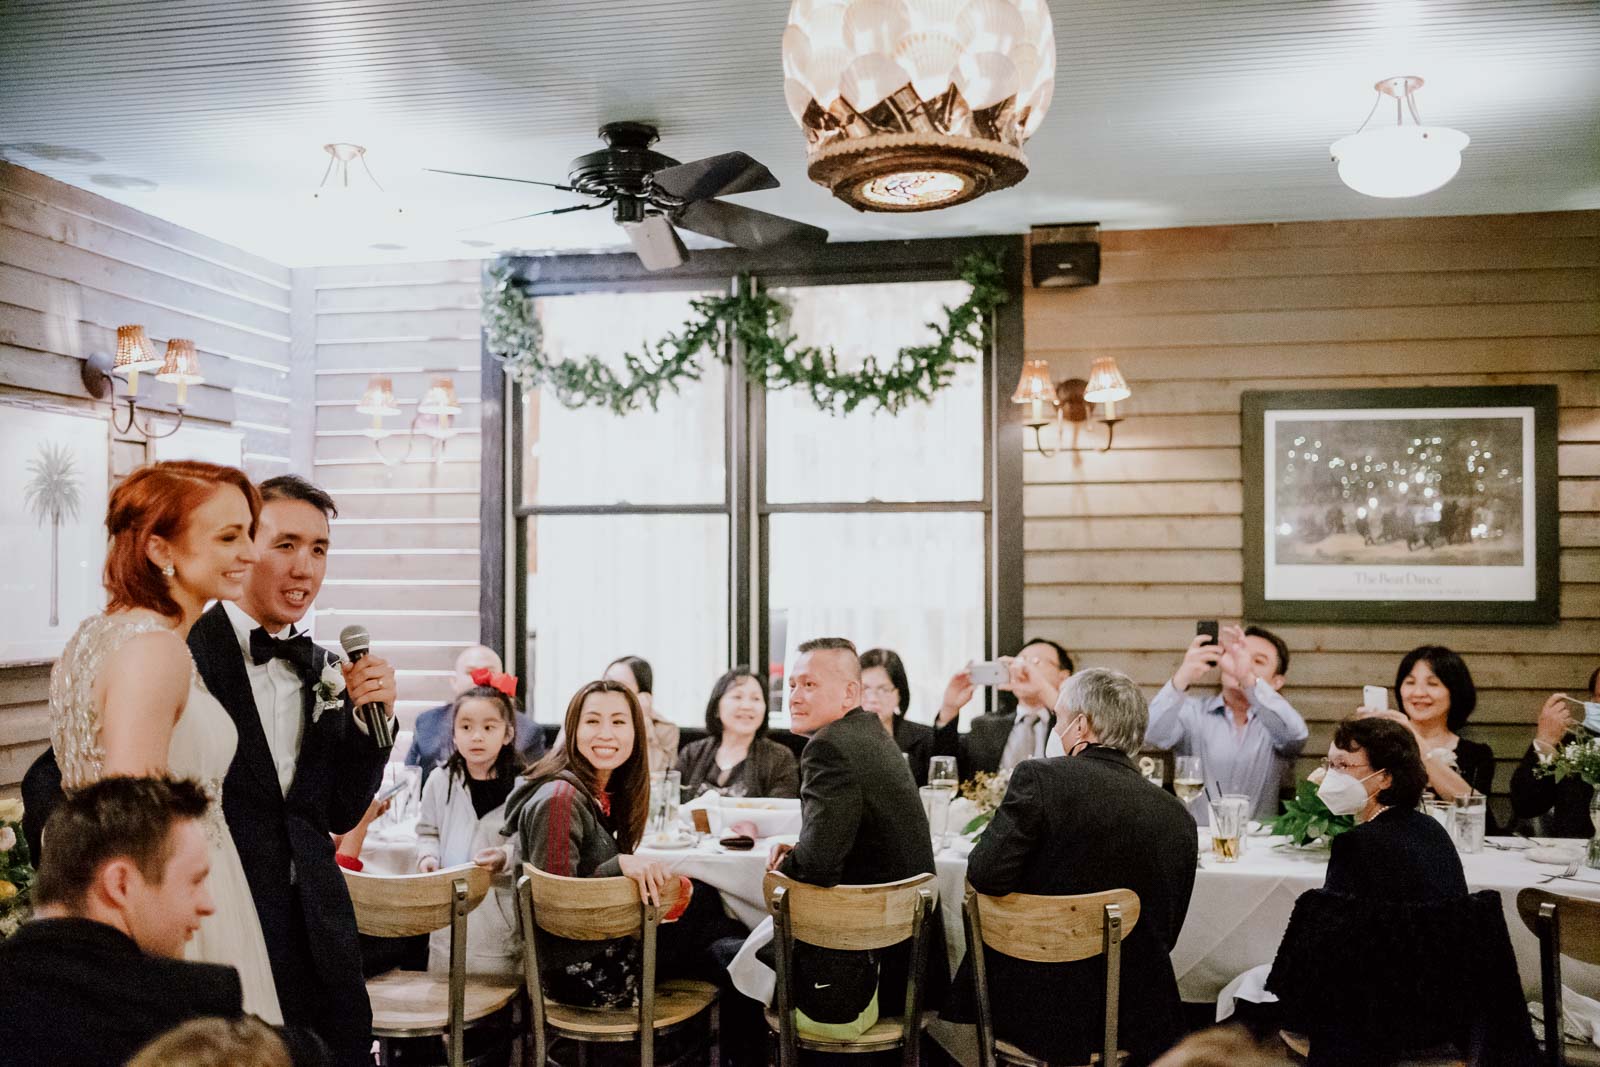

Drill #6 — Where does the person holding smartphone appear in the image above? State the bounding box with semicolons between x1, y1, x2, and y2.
1508;665;1600;836
1144;623;1306;823
931;638;1075;781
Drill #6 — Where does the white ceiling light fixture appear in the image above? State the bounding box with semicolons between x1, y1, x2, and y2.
782;0;1057;212
312;142;405;219
1330;76;1469;199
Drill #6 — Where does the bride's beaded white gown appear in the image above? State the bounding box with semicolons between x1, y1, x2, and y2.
49;613;284;1023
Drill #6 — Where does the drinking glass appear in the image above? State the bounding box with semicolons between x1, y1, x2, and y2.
1208;795;1248;863
1173;756;1205;805
1421;791;1452;833
1452;792;1486;854
928;756;959;793
920;784;953;850
650;770;682;838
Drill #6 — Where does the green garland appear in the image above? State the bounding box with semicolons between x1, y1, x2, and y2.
484;251;1007;416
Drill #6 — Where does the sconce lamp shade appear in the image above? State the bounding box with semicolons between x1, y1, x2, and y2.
355;375;401;417
155;339;204;384
417;376;462;416
1083;357;1130;404
114;325;162;374
1011;359;1055;404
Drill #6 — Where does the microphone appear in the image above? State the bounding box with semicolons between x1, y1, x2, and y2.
339;625;395;748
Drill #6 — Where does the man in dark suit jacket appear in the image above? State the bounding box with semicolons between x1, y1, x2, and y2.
1;777;327;1067
931;638;1074;781
767;637;939;1021
189;475;394;1066
405;644;544;785
964;667;1197;1067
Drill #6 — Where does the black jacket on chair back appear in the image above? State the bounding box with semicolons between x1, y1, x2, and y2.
960;745;1198;1066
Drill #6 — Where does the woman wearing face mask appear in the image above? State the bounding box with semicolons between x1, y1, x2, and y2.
1356;646;1493;804
1318;716;1467;902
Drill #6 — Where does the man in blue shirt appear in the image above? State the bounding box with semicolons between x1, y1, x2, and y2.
1145;624;1306;822
405;645;544;784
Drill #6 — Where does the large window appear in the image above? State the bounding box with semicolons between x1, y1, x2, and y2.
499;239;1022;729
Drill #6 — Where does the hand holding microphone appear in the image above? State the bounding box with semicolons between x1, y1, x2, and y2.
339;625;398;748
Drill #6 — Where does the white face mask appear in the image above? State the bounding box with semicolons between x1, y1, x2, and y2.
1317;767;1384;816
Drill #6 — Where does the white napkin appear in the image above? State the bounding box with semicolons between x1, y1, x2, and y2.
1529;986;1600;1046
679;793;802;838
728;916;777;1005
1215;963;1277;1022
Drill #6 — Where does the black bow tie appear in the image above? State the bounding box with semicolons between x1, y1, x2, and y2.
249;628;319;676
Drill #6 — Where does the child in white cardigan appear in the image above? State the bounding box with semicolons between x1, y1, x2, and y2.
416;678;525;975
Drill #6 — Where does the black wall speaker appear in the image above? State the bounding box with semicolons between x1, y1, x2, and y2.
1030;223;1101;288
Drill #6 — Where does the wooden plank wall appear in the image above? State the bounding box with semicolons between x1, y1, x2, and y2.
1021;211;1600;813
305;260;484;729
0;161;294;792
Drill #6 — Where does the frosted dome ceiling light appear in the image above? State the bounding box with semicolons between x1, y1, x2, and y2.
1330;76;1469;199
782;0;1057;212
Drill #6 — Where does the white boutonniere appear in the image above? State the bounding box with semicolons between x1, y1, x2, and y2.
314;659;347;722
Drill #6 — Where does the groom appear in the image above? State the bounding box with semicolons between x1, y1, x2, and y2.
188;475;396;1066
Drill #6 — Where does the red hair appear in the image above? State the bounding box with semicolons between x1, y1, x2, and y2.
104;461;261;619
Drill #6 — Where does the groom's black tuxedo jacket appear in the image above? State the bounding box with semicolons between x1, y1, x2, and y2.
188;603;388;1065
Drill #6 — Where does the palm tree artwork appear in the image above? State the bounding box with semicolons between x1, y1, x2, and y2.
24;443;82;627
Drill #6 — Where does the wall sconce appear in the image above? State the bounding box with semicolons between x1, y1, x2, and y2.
1012;356;1131;455
80;326;204;440
356;373;460;464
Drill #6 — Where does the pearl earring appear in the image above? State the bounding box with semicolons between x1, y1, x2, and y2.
162;564;175;578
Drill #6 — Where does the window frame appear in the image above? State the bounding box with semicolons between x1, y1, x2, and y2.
479;235;1026;717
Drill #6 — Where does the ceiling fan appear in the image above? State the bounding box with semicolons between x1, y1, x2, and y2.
430;121;829;270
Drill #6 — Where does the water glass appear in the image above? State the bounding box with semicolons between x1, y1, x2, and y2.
1452;792;1487;854
650;770;682;837
928;756;959;792
1208;795;1248;863
920;784;953;849
1421;792;1452;833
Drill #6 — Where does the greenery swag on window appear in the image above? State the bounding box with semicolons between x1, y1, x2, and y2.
484;252;1007;416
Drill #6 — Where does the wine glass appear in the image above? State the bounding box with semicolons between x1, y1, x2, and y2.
1173;756;1205;804
928;756;959;793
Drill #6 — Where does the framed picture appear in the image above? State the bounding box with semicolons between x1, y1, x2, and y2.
1242;385;1559;624
0;402;111;664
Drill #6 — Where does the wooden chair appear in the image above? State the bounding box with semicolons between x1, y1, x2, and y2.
343;864;523;1067
762;870;938;1067
962;883;1139;1067
516;863;718;1067
1517;888;1600;1067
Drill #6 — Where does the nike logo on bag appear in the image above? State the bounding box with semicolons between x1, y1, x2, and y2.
813;982;831;989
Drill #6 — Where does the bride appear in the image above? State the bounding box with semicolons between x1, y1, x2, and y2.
49;460;283;1023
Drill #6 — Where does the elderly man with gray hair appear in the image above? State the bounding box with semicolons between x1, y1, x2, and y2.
963;668;1199;1066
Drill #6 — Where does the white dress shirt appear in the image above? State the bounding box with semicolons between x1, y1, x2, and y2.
223;600;307;794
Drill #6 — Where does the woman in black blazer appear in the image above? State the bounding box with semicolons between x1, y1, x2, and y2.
861;648;934;785
675;668;798;798
1321;715;1468;901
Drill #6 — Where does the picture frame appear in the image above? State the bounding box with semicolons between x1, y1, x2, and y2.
0;401;111;664
1241;385;1559;625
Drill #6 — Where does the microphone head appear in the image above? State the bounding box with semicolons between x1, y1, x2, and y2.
339;625;371;658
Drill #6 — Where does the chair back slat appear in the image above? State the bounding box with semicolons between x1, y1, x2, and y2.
1517;887;1600;966
763;871;937;951
971;886;1141;963
522;862;687;940
342;864;490;938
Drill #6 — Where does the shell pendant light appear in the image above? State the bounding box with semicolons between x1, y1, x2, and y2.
782;0;1057;211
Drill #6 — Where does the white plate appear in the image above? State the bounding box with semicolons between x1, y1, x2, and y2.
645;834;695;850
1526;845;1586;866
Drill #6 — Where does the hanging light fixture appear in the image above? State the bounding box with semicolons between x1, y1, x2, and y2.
312;143;405;219
1330;77;1469;198
782;0;1056;212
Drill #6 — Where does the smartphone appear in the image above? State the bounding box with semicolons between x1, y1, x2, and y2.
969;660;1009;686
1195;620;1220;644
375;779;409;804
1363;684;1389;710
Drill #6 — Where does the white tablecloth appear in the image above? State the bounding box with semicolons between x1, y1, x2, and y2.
359;819;1600;1003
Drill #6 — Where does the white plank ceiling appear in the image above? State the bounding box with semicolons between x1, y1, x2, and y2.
2;0;1597;267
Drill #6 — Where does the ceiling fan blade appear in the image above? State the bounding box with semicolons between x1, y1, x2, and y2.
460;200;606;232
621;214;688;271
650;152;779;202
427;167;578;193
674;198;828;250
